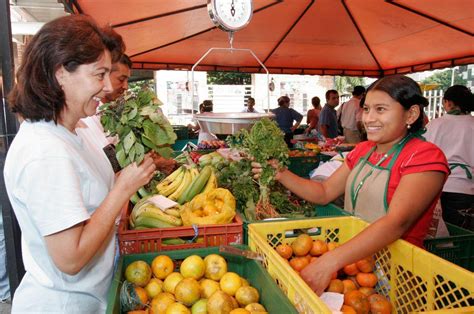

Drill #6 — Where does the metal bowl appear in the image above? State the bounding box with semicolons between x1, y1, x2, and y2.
195;112;274;134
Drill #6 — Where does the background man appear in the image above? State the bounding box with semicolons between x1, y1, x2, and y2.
319;90;339;139
340;85;366;143
242;97;258;113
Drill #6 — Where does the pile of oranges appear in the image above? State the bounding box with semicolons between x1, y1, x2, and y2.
275;234;392;314
123;254;268;314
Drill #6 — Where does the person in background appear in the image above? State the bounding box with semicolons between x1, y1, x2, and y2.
4;15;156;312
271;95;303;148
424;85;474;230
242;97;258;113
0;79;9;304
253;75;449;295
319;90;339;139
340;86;366;143
305;96;321;135
195;100;219;144
76;53;132;149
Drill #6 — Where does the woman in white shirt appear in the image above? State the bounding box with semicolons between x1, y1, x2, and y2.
425;85;474;230
4;15;156;313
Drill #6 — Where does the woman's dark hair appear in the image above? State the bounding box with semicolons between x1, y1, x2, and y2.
443;85;474;113
201;100;213;112
311;96;321;108
8;15;125;123
278;96;290;107
364;74;428;133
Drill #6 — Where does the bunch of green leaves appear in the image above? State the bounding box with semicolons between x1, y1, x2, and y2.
100;88;177;168
229;118;289;186
217;159;259;210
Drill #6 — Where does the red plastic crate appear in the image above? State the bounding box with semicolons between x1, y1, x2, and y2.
118;202;243;254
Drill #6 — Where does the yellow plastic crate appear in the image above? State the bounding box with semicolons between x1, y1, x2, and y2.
248;217;474;314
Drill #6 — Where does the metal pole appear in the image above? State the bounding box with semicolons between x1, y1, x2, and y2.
0;0;25;297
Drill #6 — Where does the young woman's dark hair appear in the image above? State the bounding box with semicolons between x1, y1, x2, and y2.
8;15;125;123
443;85;474;113
364;74;428;133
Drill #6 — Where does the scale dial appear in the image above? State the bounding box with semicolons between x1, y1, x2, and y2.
208;0;253;32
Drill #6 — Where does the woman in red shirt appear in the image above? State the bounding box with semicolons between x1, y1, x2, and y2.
305;96;321;135
253;75;449;295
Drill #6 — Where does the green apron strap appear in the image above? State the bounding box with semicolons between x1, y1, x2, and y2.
449;163;473;180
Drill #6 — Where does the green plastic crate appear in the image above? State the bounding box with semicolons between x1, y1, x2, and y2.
172;125;189;140
106;245;297;314
424;223;474;271
171;139;198;151
288;154;320;178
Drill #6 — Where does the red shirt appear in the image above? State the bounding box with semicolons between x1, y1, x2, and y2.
346;138;449;247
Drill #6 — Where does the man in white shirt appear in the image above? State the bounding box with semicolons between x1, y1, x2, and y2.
340;85;365;143
242;97;259;113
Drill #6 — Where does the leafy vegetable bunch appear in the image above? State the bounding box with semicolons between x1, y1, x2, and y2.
100;88;177;168
228;118;289;219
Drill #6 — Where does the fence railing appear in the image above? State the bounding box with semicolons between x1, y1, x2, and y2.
424;89;444;120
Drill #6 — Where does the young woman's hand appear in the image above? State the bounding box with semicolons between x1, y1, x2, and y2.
115;154;156;196
251;160;283;180
300;253;339;296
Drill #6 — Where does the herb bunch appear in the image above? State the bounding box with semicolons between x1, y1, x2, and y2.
100;88;177;168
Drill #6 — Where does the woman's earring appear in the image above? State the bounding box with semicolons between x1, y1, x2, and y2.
407;124;411;129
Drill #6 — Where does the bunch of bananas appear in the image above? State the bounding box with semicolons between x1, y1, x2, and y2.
129;197;183;229
156;165;218;205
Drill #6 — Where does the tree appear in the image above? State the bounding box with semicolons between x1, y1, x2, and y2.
421;69;466;92
207;71;251;85
334;76;365;94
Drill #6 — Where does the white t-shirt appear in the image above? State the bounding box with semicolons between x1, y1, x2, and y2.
340;97;361;131
4;120;115;313
424;114;474;195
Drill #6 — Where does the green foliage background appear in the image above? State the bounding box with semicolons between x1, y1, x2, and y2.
207;71;252;85
422;69;467;92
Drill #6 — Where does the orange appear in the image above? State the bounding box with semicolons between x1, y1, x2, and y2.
207;290;235;314
229;309;250;314
342;279;358;294
127;310;149;314
191;298;207;314
340;305;357;314
310;239;328;256
220;272;242;296
165;302;191;314
150;292;175;314
344;290;370;314
163;272;184;294
125;260;152;287
235;286;260;306
145;278;163;299
244;303;266;312
326;279;344;293
359;287;376;297
327;242;339;251
180;255;205;280
204;254;227;281
240;277;250;287
291;234;313;256
133;286;148;309
356;257;375;273
174;278;201;307
343;263;359;276
152;255;174;280
289;256;309;272
368;294;392;314
356;272;378;288
199;278;220;299
275;243;293;259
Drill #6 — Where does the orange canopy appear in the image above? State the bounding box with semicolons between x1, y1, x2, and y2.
73;0;473;77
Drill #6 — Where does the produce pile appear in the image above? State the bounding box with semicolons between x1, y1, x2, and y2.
274;234;392;313
121;254;268;313
100;87;177;167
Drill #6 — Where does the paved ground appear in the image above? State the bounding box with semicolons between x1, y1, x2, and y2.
0;300;11;314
